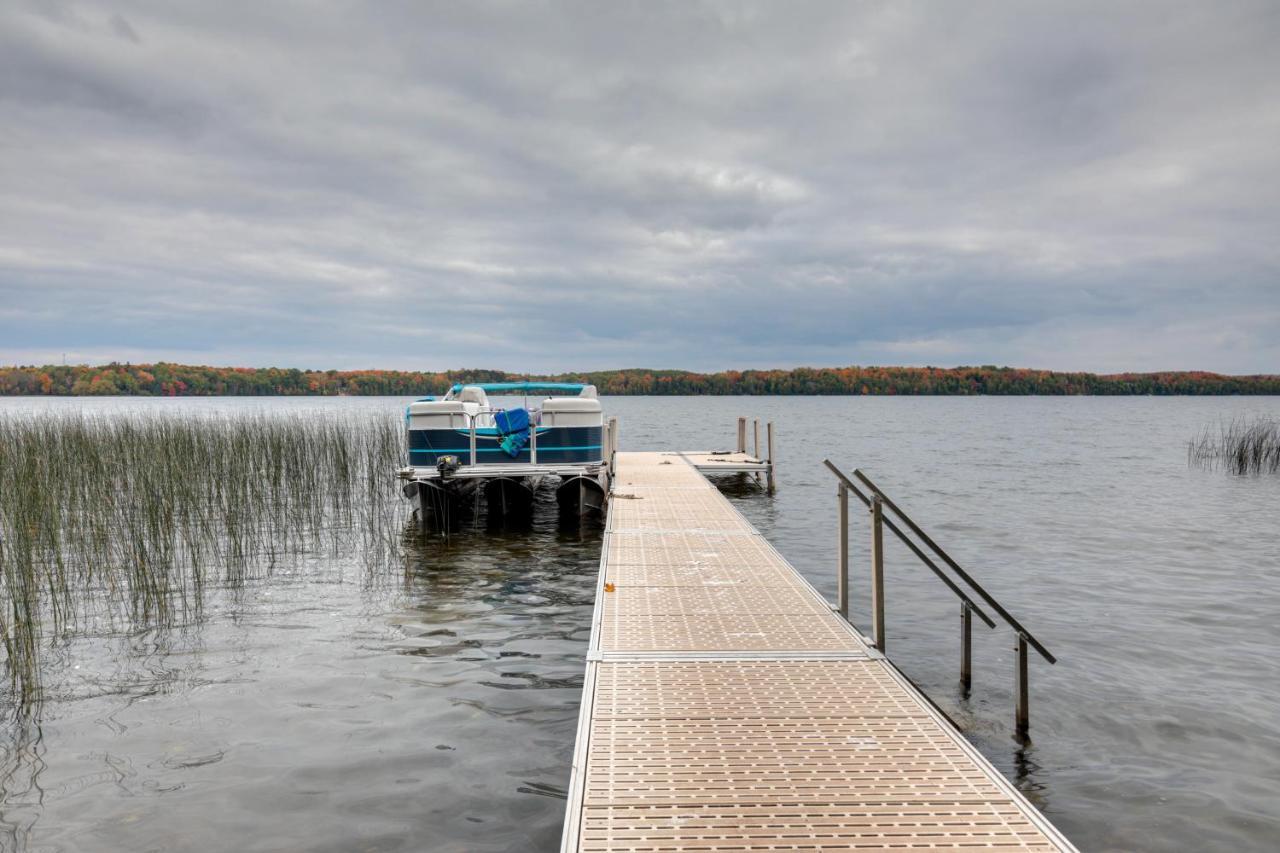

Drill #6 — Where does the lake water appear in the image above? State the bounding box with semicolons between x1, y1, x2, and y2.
2;395;1279;852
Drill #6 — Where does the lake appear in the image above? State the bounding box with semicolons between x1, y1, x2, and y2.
1;395;1279;852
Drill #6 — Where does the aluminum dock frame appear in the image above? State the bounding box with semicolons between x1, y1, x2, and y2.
559;451;1076;852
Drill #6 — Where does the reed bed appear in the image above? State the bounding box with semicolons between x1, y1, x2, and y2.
0;410;410;709
1188;416;1280;475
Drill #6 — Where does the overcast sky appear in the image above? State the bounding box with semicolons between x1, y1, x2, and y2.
2;2;1278;373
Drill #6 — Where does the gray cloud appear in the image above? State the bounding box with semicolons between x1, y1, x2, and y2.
2;1;1278;373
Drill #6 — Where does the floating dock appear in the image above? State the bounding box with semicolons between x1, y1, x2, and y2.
561;451;1076;852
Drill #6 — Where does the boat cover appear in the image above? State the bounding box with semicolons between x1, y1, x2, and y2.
495;408;531;457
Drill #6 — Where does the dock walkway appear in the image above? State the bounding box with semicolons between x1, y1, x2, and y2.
561;451;1075;851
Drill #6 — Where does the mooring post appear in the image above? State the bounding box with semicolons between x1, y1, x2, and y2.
837;483;849;619
960;602;972;695
765;422;776;494
530;418;538;464
469;417;478;467
753;419;760;460
870;494;885;652
608;417;619;468
1015;633;1030;736
737;417;747;453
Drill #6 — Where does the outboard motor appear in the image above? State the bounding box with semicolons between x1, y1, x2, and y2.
436;455;460;479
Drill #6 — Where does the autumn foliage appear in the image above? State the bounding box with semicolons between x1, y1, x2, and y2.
1;363;1278;396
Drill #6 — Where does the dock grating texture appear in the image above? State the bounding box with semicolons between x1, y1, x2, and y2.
578;803;1062;852
602;585;834;618
562;452;1076;852
600;612;863;653
593;661;920;719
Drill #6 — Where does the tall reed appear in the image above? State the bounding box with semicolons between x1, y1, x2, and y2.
0;410;409;711
1188;416;1280;475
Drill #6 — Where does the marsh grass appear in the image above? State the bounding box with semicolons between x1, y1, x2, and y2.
0;410;409;710
1188;416;1280;475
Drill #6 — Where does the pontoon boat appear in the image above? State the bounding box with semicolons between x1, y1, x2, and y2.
398;382;611;527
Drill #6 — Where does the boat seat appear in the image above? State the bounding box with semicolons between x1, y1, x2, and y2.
408;399;469;429
458;386;489;407
542;397;602;427
409;400;465;415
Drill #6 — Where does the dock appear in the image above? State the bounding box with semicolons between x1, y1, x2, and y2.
560;450;1076;852
683;416;776;489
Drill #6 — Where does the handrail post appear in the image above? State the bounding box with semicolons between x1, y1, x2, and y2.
837;483;849;619
870;494;885;652
1015;633;1030;737
737;416;747;453
765;422;776;494
608;417;619;468
822;461;1057;733
850;468;1056;665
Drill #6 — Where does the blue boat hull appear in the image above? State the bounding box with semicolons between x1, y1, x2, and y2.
407;425;602;466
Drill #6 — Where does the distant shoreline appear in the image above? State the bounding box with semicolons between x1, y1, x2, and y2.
3;363;1279;396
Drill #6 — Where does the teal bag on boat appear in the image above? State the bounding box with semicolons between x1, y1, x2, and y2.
495;408;531;458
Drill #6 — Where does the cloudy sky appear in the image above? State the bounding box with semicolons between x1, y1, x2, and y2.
2;2;1278;373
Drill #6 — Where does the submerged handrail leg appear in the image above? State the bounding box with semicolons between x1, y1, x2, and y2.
960;602;972;695
1015;633;1030;737
837;483;849;619
870;495;885;652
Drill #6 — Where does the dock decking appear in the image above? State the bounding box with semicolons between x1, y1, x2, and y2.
681;450;772;474
561;451;1076;852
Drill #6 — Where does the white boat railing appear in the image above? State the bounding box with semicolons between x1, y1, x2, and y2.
469;414;477;466
452;408;607;470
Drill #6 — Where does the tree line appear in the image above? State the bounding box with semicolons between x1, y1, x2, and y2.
1;363;1278;396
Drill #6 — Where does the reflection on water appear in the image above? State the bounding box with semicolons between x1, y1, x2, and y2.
695;395;1280;853
1;394;1280;852
0;462;600;852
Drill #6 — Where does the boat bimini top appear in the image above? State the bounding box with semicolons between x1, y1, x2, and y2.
443;382;597;399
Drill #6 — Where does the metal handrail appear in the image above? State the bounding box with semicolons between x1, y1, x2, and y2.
852;469;1056;664
823;459;1057;736
823;461;997;630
